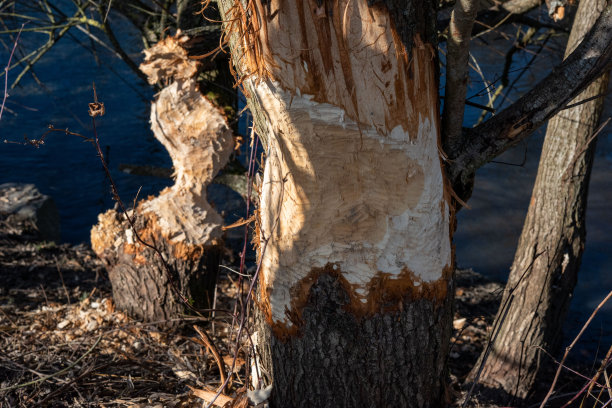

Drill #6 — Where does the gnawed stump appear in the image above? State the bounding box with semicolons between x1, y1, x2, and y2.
91;35;234;327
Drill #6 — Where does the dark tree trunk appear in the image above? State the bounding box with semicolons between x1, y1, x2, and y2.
468;0;610;400
94;209;222;325
254;273;453;408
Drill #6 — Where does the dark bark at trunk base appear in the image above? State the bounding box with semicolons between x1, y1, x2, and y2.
254;273;454;408
108;245;221;326
109;232;220;326
94;210;222;328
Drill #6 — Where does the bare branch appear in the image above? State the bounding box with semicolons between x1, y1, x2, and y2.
449;3;612;194
0;22;23;122
96;3;150;85
501;0;541;14
442;0;478;154
439;0;564;40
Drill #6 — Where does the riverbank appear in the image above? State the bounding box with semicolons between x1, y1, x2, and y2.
0;225;599;407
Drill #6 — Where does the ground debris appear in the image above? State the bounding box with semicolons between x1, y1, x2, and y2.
4;231;590;407
0;232;247;408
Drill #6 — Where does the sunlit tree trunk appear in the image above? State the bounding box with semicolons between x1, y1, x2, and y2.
468;0;610;400
216;0;455;406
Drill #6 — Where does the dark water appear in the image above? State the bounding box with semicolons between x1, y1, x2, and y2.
0;13;609;355
453;29;612;355
0;15;172;243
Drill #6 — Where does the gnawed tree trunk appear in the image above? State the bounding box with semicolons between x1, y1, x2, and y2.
468;0;610;400
217;0;454;406
91;35;234;327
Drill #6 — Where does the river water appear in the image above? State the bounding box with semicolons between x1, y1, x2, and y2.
0;12;609;356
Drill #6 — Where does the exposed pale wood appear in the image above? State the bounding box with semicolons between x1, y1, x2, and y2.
140;34;199;84
217;0;454;406
91;35;234;325
189;386;234;407
222;0;452;331
253;79;451;329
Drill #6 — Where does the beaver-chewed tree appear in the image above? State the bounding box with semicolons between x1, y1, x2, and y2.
91;34;234;326
212;0;612;406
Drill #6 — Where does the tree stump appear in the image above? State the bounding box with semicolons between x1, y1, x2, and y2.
91;35;234;327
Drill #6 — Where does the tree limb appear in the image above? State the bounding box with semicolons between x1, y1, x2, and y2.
97;3;150;85
449;2;612;198
501;0;542;14
442;0;479;154
438;0;559;39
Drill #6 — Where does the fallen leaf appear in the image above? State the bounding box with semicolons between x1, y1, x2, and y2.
222;355;245;373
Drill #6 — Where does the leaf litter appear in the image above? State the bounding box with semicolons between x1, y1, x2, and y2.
1;223;590;407
0;228;250;407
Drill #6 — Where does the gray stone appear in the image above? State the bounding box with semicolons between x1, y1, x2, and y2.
0;183;61;242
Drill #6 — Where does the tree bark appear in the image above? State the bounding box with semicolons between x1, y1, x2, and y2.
442;0;478;153
91;35;234;327
216;0;454;406
467;0;610;400
447;2;612;201
255;273;453;407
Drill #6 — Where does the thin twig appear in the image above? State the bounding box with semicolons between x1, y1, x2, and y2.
562;118;611;182
562;92;609;111
54;256;71;305
205;131;271;408
539;290;612;408
4;124;93;147
193;325;228;392
579;344;612;407
0;334;103;392
0;22;23;121
104;0;113;22
462;252;545;407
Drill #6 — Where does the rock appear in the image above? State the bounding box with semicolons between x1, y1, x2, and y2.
0;183;61;242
